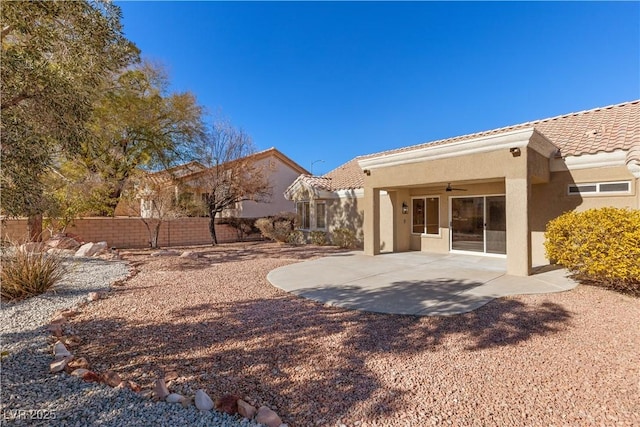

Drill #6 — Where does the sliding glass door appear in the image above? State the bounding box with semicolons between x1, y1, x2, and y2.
450;196;506;255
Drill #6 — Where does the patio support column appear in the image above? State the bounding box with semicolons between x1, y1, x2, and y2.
505;177;532;276
364;186;381;256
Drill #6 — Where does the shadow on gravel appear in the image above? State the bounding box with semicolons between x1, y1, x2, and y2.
134;243;352;272
69;292;572;426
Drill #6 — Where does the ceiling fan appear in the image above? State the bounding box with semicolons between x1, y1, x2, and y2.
445;183;467;192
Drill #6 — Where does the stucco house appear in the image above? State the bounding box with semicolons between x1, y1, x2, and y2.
285;100;639;276
119;147;308;219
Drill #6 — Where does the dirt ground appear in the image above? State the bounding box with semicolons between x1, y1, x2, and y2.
67;242;640;426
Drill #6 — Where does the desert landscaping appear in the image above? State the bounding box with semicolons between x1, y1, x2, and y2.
8;242;635;426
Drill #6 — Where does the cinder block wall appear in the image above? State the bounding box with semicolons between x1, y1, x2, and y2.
0;217;242;249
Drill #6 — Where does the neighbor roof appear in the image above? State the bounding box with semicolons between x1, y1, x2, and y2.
321;99;639;191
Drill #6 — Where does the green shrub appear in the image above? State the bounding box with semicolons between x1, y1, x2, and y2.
332;228;357;249
544;207;640;295
287;230;305;245
309;230;327;246
1;247;66;301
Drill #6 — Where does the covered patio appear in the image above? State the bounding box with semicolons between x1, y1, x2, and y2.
267;251;577;316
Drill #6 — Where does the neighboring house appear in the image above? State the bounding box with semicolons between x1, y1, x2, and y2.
285;100;639;277
117;147;309;219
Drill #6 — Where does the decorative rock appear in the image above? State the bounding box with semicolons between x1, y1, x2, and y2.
53;341;72;358
68;357;89;370
70;368;90;377
87;292;102;302
46;248;76;256
166;393;184;403
194;389;214;411
150;249;181;257
237;399;258;419
215;394;240;415
164;370;179;382
63;335;83;348
153;378;170;400
81;371;101;383
180;251;198;259
102;370;122;387
47;236;81;250
50;356;73;373
256;406;283;427
75;241;108;257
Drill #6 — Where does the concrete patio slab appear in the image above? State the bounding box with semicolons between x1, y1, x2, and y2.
267;251;578;316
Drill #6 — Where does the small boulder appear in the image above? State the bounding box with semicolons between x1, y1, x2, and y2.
81;371;101;383
180;251;198;259
153;378;170;400
256;406;283;427
166;393;184;404
102;370;122;387
53;341;71;358
215;394;240;415
50;356;73;373
70;368;90;377
237;399;258;419
150;250;180;257
68;357;89;370
194;389;214;411
87;292;102;302
75;241;108;257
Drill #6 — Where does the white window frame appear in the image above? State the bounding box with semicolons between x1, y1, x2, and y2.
411;196;440;237
568;180;631;196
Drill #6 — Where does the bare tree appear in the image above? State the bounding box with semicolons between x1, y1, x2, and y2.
120;173;187;248
196;121;272;245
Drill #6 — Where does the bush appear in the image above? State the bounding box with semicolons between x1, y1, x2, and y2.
309;230;327;246
287;230;305;245
332;228;357;249
544;207;640;295
255;212;296;243
218;217;259;241
1;247;66;301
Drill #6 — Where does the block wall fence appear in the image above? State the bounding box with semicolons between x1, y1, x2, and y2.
0;217;246;249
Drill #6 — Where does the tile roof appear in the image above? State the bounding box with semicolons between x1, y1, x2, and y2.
321;100;640;190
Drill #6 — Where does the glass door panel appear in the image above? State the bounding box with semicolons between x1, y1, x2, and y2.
451;197;484;252
486;196;506;254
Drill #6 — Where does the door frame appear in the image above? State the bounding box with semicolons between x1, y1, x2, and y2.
449;194;507;258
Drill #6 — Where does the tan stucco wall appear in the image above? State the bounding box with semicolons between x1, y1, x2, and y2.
363;147;533;275
236;155;302;218
530;165;638;266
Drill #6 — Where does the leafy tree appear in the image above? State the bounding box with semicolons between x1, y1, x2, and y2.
77;62;206;214
196;122;272;244
1;0;138;240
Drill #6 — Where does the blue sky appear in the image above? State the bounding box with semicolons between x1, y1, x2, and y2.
117;1;640;175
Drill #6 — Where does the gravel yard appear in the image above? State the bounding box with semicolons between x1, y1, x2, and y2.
6;242;638;426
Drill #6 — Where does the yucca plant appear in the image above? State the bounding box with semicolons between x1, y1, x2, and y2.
1;246;66;301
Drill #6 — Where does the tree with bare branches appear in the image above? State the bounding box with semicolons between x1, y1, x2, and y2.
196;122;272;245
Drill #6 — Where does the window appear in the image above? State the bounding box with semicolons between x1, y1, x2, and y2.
412;197;439;235
316;202;326;229
568;181;631;195
296;202;310;229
